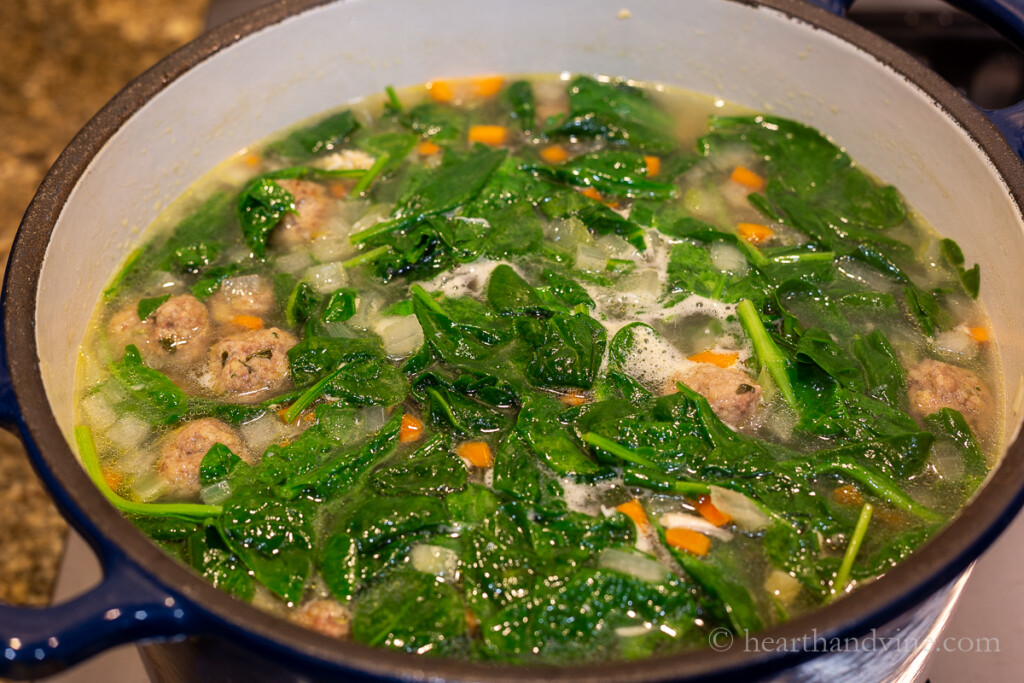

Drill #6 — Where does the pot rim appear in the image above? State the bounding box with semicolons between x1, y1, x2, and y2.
7;0;1024;680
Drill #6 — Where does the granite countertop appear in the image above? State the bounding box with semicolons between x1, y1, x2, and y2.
0;0;207;608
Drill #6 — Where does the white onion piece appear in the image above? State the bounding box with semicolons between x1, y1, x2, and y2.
275;249;314;275
310;235;355;263
710;242;749;275
597;548;668;583
200;479;233;505
545;216;591;246
373;315;424;358
131;473;169;503
358;406;387;436
709;485;770;532
304;262;348;294
931;327;977;360
596;234;639;260
350;203;394;234
240;412;288;453
659;512;734;541
347;293;384;330
410;544;459;579
764;569;802;606
318;149;375;171
615;624;653;638
106;415;151;451
322;321;358;338
81;392;116;431
575;244;607;273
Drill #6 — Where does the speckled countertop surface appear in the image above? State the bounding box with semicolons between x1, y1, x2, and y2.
0;0;207;608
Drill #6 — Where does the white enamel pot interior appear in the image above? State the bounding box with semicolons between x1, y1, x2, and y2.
7;0;1024;681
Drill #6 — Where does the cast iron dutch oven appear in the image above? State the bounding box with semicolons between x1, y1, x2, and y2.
4;0;1024;680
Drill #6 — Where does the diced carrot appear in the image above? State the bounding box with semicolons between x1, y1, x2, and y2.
457;441;493;468
540;145;570;164
471;75;504;97
730;165;766;191
465;607;480;633
969;326;990;344
833;484;864;507
427;80;454;103
468;125;508;147
416;140;441;156
102;468;121;491
242;152;261;167
277;405;315;426
328;181;350;199
737;222;775;245
696;494;733;527
579;186;603;201
616;499;651;532
643;155;661;177
559;390;590;407
687;350;738;368
232;315;264;330
665;528;711;556
399;414;425;444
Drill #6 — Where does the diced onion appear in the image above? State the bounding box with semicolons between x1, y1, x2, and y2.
595;234;639;260
106;415;151;451
597;548;668;583
659;512;734;541
575;244;607;273
310;235;356;264
709;485;771;532
131;473;169;503
545;216;591;247
410;544;459;579
931;327;977;360
240;412;288;453
304;262;348;294
81;392;116;431
350;204;394;234
275;249;314;275
615;624;654;638
200;479;233;505
358;406;387;435
373;315;424;358
764;569;803;606
220;274;263;299
710;242;749;275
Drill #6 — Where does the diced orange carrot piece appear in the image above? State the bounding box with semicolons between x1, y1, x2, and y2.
559;390;589;407
456;441;494;468
242;152;261;167
833;484;864;507
471;75;504;97
399;414;425;444
695;494;733;527
665;528;711;556
730;165;766;191
737;222;775;245
328;181;350;199
466;607;480;632
427;80;454;102
686;350;739;368
580;186;604;202
232;315;264;330
616;499;651;532
644;155;661;177
969;326;990;343
540;145;570;164
417;140;441;156
102;468;121;492
468;125;508;147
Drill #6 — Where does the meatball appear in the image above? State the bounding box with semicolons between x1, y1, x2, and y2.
666;363;762;426
272;179;330;248
291;599;350;639
208;274;276;327
907;358;992;433
157;418;247;495
208;327;298;403
106;295;211;367
148;295;212;365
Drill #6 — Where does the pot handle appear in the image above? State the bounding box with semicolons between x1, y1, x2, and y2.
0;549;194;680
0;328;197;679
805;0;1024;158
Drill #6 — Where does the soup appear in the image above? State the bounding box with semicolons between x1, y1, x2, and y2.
73;74;998;663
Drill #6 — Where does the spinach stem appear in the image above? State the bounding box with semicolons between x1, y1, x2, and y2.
74;425;221;520
832;502;873;601
282;364;348;424
342;245;391;269
737;299;796;408
351;152;391;195
385;85;402;112
582;432;657;468
769;251;835;266
816;457;941;522
348;217;401;245
410;284;448;317
621;466;710;497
